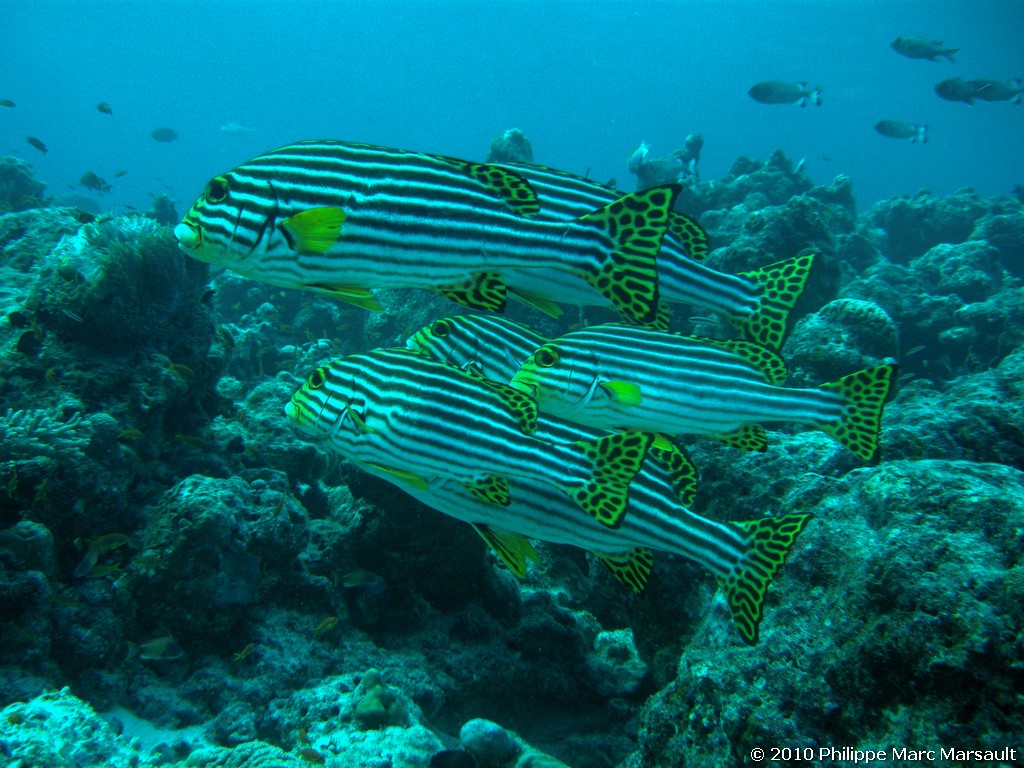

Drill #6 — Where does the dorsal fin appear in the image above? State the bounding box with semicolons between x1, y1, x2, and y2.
648;439;698;507
462;366;539;435
697;337;788;385
667;211;709;262
431;156;540;218
465;474;511;506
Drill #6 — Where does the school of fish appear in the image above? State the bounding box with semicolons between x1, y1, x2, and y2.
176;139;900;645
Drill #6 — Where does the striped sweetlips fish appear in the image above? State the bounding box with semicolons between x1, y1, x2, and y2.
510;323;899;463
360;417;809;645
492;162;816;350
402;314;810;644
406;314;547;384
285;346;654;529
174;139;679;325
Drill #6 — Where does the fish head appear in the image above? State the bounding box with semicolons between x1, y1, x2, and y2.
511;341;597;413
407;316;477;367
286;360;375;451
407;315;542;383
175;170;297;276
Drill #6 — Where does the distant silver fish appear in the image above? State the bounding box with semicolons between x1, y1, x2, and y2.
874;120;928;143
890;36;958;63
748;81;822;107
220;122;255;134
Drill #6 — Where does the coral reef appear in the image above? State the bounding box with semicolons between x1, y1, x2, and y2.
1;151;1023;768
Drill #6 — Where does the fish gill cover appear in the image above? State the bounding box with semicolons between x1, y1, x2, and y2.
1;3;1023;767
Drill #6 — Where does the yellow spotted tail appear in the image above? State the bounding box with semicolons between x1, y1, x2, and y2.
717;513;812;644
818;363;899;464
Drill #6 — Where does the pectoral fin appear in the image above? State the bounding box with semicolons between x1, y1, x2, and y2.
600;380;643;406
280;207;346;254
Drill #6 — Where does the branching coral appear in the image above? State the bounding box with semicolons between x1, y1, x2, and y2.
0;407;89;461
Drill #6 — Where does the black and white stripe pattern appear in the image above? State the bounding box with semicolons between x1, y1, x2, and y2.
177;140;664;321
498;162;758;317
512;323;844;436
392;423;751;581
285;347;585;490
401;314;752;576
406;314;547;384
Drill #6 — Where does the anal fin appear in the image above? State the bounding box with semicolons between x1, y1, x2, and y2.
466;474;511;506
594;548;654;594
437;272;508;313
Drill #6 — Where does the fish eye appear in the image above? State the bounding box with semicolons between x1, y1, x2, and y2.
308;367;328;389
205;176;229;203
535;347;560;368
430;320;451;338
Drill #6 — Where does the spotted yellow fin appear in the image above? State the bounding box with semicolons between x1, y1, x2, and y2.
466;474;511;506
462;367;538;435
473;524;540;577
570;431;653;528
699;337;788;385
281;207;346;254
615;299;672;330
817;363;898;464
432;156;540;218
305;284;383;311
667;211;709;262
718;513;811;644
578;185;679;326
365;463;430;490
733;250;817;351
713;424;768;452
437;272;508;313
648;440;698;507
599;380;643;406
594;547;654;594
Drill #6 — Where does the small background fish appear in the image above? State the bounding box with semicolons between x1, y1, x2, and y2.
890;36;958;63
151;127;178;142
874;120;928;143
748;80;822;107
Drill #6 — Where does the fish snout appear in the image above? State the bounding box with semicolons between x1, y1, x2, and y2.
173;222;200;251
284;401;301;423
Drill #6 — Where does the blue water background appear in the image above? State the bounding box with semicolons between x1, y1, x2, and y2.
1;0;1020;213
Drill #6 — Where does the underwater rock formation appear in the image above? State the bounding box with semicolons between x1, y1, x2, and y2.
486;128;534;164
0;156;46;214
1;153;1023;768
629;460;1024;768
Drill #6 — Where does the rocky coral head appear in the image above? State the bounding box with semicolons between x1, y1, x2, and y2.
350;668;409;729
